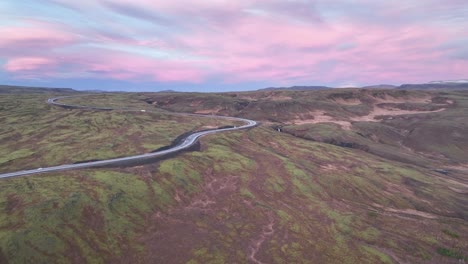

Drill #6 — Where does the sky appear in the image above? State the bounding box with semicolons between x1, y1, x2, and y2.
1;0;467;92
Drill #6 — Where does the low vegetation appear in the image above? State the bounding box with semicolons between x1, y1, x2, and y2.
0;93;235;173
0;88;467;263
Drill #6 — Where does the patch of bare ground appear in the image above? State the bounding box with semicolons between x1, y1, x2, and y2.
373;204;438;219
189;100;203;107
443;178;468;189
432;99;454;106
372;94;432;104
334;98;362;105
287;103;446;130
265;95;292;101
446;163;468;174
239;94;292;102
384;182;434;207
289;111;353;130
350;106;446;122
319;163;348;171
432;165;468;194
386;208;438;219
237;95;258;101
194;107;223;114
440;175;468;194
375;247;408;264
248;212;275;264
448;186;468;194
384;182;414;198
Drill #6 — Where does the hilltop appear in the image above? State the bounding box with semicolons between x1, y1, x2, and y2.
0;85;77;94
258;85;331;91
399;83;468;90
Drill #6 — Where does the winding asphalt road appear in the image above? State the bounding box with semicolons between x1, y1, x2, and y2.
0;96;257;179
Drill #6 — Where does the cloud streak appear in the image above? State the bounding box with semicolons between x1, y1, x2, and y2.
1;0;467;90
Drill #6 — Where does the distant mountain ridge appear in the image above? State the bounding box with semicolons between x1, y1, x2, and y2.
2;79;468;94
0;85;77;94
399;82;468;90
361;84;397;89
157;89;179;93
429;79;468;84
258;85;331;91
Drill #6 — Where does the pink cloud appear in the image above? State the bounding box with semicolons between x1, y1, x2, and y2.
0;25;77;50
1;0;467;87
83;50;206;82
4;57;56;72
3;47;206;83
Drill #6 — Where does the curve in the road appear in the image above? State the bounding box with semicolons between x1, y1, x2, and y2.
0;96;257;179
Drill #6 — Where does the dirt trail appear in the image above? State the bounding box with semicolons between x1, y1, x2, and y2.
386;208;438;219
248;213;275;264
290;111;352;129
288;96;447;130
350;107;446;122
446;163;468;174
373;203;438;219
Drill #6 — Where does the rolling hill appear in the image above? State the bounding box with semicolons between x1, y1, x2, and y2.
0;86;466;263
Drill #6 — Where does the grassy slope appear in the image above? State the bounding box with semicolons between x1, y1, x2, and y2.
144;89;468;166
0;93;235;173
141;89;423;120
139;127;467;263
0;90;466;263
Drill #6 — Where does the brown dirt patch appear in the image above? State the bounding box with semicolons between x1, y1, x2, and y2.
189;100;203;107
81;205;105;232
384;182;414;197
385;208;438;219
237;95;258;101
248;212;275;264
265;95;292;101
446;163;468;174
334;98;362;105
373;204;438;219
5;194;23;214
372;95;432;104
286;95;448;130
194;107;223;114
442;178;468;189
285;105;445;130
448;187;467;194
288;111;352;130
319;164;348;171
351;107;446;122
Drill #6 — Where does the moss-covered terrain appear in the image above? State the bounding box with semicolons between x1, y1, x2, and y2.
0;88;466;263
0;93;235;173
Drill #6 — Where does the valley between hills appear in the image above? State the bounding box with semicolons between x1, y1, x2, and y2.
0;86;467;263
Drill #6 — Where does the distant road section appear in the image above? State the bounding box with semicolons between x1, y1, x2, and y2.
0;96;257;179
